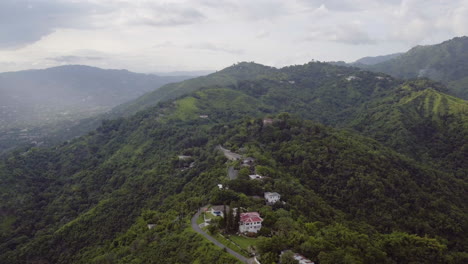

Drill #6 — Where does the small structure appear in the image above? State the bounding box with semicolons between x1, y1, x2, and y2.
178;155;192;160
280;251;315;264
249;174;264;180
242;157;255;166
199;115;209;118
263;118;274;125
210;205;228;217
264;192;281;205
147;224;156;230
239;212;263;233
345;75;358;81
217;184;223;190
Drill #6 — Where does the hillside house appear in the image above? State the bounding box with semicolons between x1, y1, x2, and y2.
263;118;274;125
178;155;192;160
264;192;281;205
239;212;263;233
242;157;255;166
345;75;358;81
280;251;315;264
249;174;264;180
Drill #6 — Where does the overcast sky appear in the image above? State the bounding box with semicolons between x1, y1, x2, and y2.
0;0;467;73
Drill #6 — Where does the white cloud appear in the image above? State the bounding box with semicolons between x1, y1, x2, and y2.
185;42;244;55
306;23;376;45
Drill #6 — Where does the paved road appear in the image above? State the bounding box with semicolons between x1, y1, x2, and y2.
228;166;239;180
217;145;242;161
191;207;249;264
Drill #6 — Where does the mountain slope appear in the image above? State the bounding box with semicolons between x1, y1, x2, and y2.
354;53;403;65
351;79;468;172
111;62;279;117
361;36;468;99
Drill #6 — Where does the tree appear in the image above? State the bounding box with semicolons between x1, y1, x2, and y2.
280;251;299;264
234;207;240;233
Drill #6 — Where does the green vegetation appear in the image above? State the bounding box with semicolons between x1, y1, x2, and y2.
0;60;466;263
351;79;468;172
361;36;468;99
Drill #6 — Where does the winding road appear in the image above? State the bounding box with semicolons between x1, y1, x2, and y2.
191;207;250;264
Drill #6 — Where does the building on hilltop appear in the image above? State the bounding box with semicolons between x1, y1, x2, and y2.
264;192;281;205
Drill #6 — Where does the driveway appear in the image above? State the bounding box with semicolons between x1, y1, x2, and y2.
191;207;250;264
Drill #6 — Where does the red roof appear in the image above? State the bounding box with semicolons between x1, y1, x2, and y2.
240;212;263;223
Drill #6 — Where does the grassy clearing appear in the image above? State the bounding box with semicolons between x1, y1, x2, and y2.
196;213;204;225
214;234;250;257
228;235;259;250
172;97;198;120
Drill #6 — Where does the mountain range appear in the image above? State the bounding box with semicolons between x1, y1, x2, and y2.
0;37;467;263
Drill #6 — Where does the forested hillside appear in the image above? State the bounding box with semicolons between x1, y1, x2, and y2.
0;61;466;263
351;79;468;173
359;36;468;99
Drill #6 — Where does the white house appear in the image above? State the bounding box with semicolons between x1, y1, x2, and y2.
249;174;264;180
280;251;315;264
242;157;255;166
293;253;315;264
239;212;263;233
264;192;281;205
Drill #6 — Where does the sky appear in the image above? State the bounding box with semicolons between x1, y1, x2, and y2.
0;0;467;73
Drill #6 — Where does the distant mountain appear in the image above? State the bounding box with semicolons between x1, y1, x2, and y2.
360;36;468;99
0;65;190;128
354;53;403;65
0;65;191;153
153;70;214;76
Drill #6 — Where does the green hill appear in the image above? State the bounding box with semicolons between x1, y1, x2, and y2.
351;79;468;172
111;62;279;117
0;61;467;263
361;36;468;99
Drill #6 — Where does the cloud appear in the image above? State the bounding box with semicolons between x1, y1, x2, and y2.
113;2;205;27
46;56;104;63
305;24;376;45
186;42;244;55
0;0;109;49
153;41;177;49
199;0;292;20
255;30;270;39
126;3;205;27
450;0;468;35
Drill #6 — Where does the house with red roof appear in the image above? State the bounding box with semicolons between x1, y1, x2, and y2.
239;212;263;233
